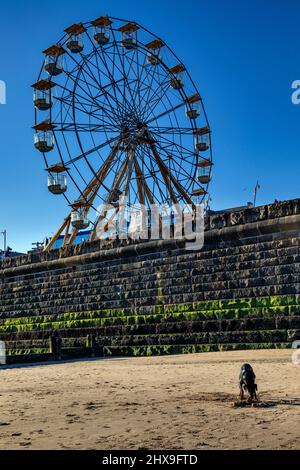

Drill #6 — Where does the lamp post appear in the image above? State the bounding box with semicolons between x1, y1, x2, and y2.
253;181;261;208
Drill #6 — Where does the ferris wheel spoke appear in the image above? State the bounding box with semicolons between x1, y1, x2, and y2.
123;150;135;201
149;127;196;158
145;101;186;126
92;154;131;236
77;98;120;127
53;123;120;133
57;97;75;129
99;45;132;115
64;52;127;123
55;91;115;123
119;48;141;114
128;181;141;208
76;59;125;123
133;157;146;206
158;83;185;148
92;52;125;120
149;126;194;135
56;81;101;110
62;71;132;124
89;152;127;206
122;49;143;114
61;138;94;194
122;46;150;115
71;131;139;191
137;60;172;121
87;144;133;209
133;154;159;207
92;33;139;118
100;56;137;120
134;44;162;106
109;28;142;116
72;66;102;95
146;87;185;129
52;125;101;209
139;71;170;122
84;32;132;119
142;145;179;207
145;89;186;160
148;141;194;206
54;93;118;128
152;137;197;183
63;135;122;166
93;44;137;117
64;49;115;100
57;89;100;118
64;55;108;98
88;45;105;97
131;43;149;115
100;52;138;120
135;146;171;205
77;141;121;206
55;80;120;125
59;88;123;130
138;74;162;122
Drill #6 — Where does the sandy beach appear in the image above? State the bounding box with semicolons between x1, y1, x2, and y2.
0;350;299;450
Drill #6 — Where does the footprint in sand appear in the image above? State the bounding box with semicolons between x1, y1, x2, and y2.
84;402;101;411
30;430;44;435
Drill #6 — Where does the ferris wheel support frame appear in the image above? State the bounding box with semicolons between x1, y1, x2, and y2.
45;141;121;251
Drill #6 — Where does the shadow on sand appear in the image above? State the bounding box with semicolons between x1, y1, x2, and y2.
0;356;129;371
233;398;300;408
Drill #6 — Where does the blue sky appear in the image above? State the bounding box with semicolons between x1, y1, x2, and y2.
0;0;299;253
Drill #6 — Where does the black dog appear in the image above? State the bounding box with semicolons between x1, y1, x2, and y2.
239;363;258;401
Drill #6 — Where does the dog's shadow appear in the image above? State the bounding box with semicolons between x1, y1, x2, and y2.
270;398;300;407
234;397;300;408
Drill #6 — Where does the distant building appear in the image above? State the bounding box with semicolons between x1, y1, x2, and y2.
208;202;254;216
0;250;24;259
50;230;92;250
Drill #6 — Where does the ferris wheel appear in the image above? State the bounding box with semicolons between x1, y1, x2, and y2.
32;15;213;250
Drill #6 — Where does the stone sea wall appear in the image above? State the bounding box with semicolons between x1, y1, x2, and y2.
1;199;300;363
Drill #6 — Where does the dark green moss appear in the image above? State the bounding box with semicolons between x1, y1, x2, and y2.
1;294;298;363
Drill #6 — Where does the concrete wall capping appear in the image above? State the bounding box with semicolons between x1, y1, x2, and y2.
1;199;300;275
